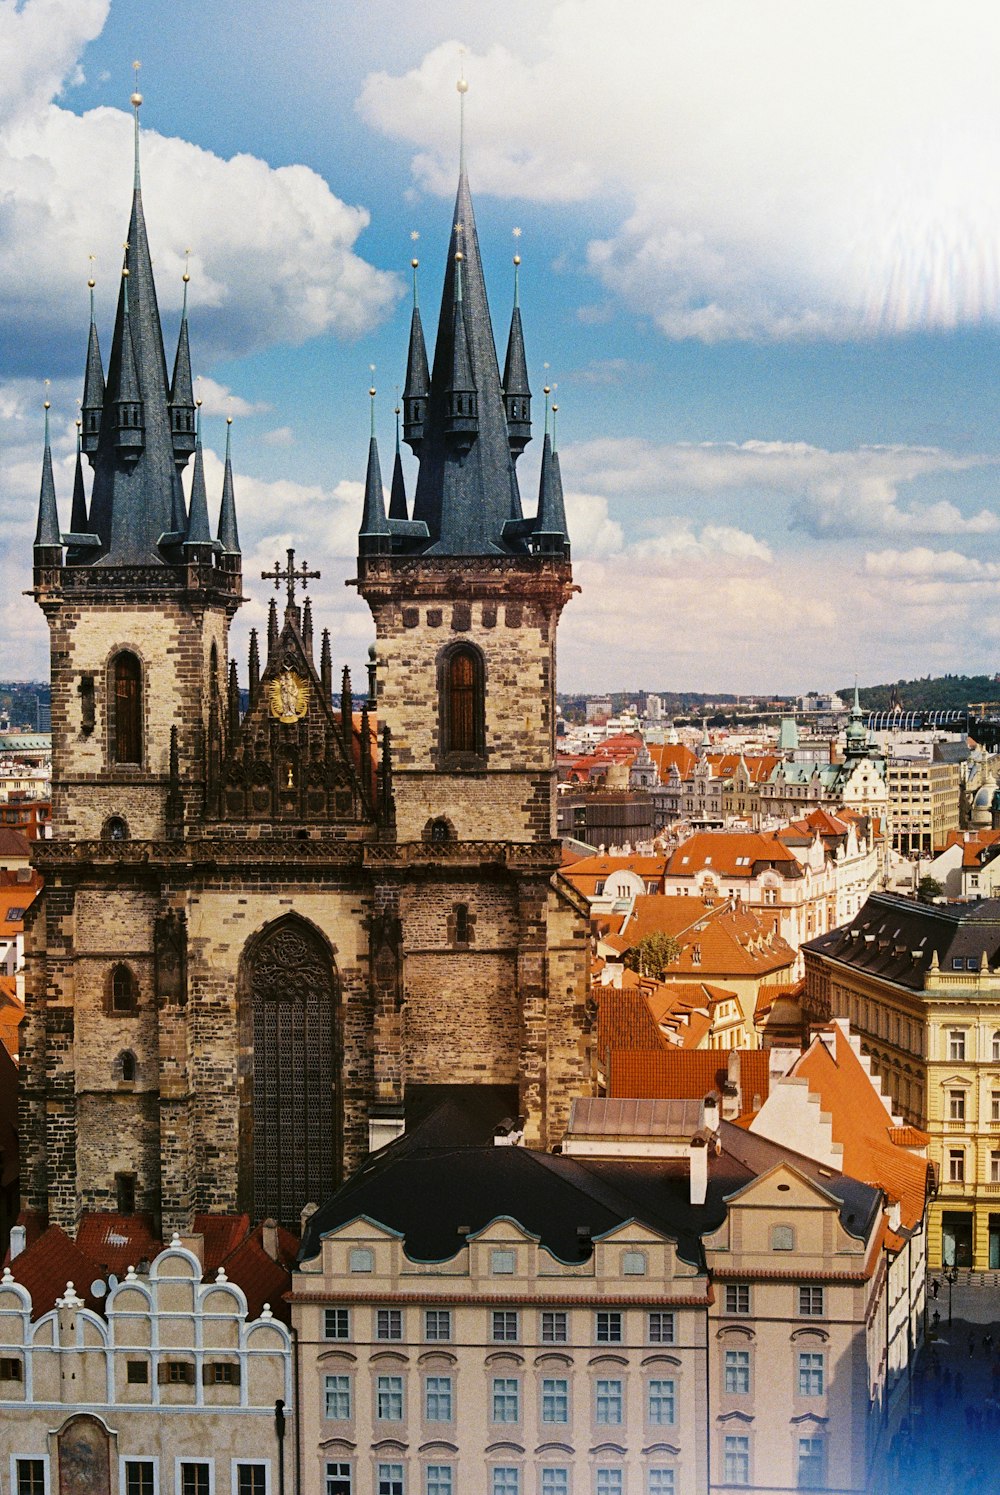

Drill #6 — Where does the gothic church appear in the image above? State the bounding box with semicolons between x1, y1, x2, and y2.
22;101;591;1234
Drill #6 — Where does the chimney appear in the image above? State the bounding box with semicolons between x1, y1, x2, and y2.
888;1199;901;1232
721;1082;740;1121
689;1135;709;1206
701;1092;720;1133
8;1225;25;1260
261;1218;279;1262
300;1201;318;1238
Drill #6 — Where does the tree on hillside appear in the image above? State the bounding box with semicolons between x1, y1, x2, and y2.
624;931;681;979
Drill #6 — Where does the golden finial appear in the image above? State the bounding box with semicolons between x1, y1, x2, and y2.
455;250;464;263
227;415;233;426
131;59;143;110
543;385;551;395
87;252;96;290
182;247;191;285
369;387;376;398
43;378;51;412
513;255;521;266
411;258;419;269
122;267;130;278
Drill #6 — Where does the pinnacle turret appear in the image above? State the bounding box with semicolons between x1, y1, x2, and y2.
217;419;240;553
69;425;88;535
34;404;62;552
81;279;105;459
402;261;430;453
359;426;391;556
388;407;408;520
502;256;531;458
169;270;197;468
183;410;213;553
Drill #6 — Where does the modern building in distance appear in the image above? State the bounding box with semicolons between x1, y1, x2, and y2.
885;753;962;855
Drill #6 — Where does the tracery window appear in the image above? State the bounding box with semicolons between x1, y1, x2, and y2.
112;651;143;764
440;644;484;761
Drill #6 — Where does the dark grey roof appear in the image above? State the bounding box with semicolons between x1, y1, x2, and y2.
805;890;1000;990
217;423;240;554
81;315;105;437
534;432;570;554
402;305;430;409
184;429;213;546
34;419;61;548
502;302;530;400
359;436;391;553
388;444;408;520
69;442;88;534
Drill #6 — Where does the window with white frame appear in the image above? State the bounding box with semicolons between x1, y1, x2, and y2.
993;1032;1000;1062
542;1310;568;1343
595;1378;623;1424
991;1151;1000;1184
647;1378;676;1424
724;1349;750;1394
797;1436;824;1489
595;1472;623;1495
324;1307;350;1340
377;1466;404;1495
992;1092;1000;1123
648;1310;675;1343
425;1467;452;1495
324;1374;351;1420
798;1352;824;1396
492;1310;519;1342
424;1309;451;1341
325;1465;352;1495
949;1029;967;1061
595;1310;623;1343
376;1375;404;1420
949;1090;966;1122
949;1148;966;1182
425;1375;453;1421
723;1436;750;1486
647;1473;674;1495
541;1377;569;1422
541;1473;568;1495
180;1468;211;1495
492;1377;520;1422
492;1470;519;1495
236;1468;267;1495
377;1308;402;1340
15;1466;47;1495
798;1286;824;1317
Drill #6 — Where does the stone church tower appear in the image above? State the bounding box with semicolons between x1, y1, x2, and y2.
23;100;589;1236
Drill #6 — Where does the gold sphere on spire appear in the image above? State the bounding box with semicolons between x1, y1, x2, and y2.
227;416;233;426
411;258;419;269
543;385;551;395
513;254;521;266
552;403;559;412
87;277;96;289
455;250;464;263
122;267;130;277
369;387;376;398
43;400;50;410
131;92;143;108
182;271;190;283
457;77;469;94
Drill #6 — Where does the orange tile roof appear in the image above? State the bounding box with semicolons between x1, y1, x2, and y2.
792;1026;929;1232
667;831;801;879
610;1048;771;1105
888;1125;930;1147
755;977;805;1021
76;1212;160;1275
0;877;40;937
618;896;798;979
0;829;31;861
193;1212;252;1275
707;753;783;783
596;986;670;1057
219;1224;297;1325
562;853;667;897
7;1225;105;1318
647;743;697;780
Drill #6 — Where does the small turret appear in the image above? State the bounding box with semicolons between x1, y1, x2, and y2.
81;274;105;459
444;252;478;451
168;263;197;467
358;388;391;557
532;395;570;558
302;597;314;661
340;667;352;754
248;629;260;701
320;629;332;702
69;422;89;534
183;406;213;557
402;259;430;453
502;252;531;458
388;404;408;520
34;399;62;558
217;417;240;554
113;267;144;462
267;597;279;656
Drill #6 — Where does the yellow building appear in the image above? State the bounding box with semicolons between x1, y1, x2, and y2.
805;891;1000;1267
886;755;962;855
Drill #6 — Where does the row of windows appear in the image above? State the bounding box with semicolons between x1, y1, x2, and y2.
723;1434;825;1489
344;1249;653;1280
725;1283;826;1317
12;1461;266;1495
326;1466;675;1495
325;1373;678;1426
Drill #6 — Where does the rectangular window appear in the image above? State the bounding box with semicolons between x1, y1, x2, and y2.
376;1375;404;1421
349;1248;373;1274
324;1375;352;1421
125;1359;148;1384
991;1152;1000;1184
491;1248;516;1274
377;1467;404;1495
723;1436;750;1486
542;1310;568;1343
797;1437;824;1489
0;1357;23;1381
492;1471;519;1495
541;1377;569;1423
949;1090;966;1121
647;1473;674;1495
992;1092;1000;1123
207;1362;239;1386
798;1353;825;1397
595;1310;623;1343
949;1149;965;1182
595;1378;623;1425
180;1468;211;1495
725;1283;751;1315
492;1310;519;1342
648;1378;676;1425
724;1350;750;1394
424;1309;451;1341
647;1311;675;1344
425;1467;452;1495
492;1377;520;1422
596;1473;623;1495
798;1286;824;1317
237;1470;267;1495
541;1474;568;1495
125;1466;155;1495
326;1466;352;1495
16;1467;46;1495
425;1375;453;1422
324;1308;350;1340
949;1029;966;1061
377;1308;402;1341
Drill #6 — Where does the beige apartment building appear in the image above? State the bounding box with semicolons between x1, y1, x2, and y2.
886;756;962;855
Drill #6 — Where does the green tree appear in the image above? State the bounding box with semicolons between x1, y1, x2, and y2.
917;876;943;903
624;931;681;979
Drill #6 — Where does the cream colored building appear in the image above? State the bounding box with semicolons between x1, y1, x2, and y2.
886;755;962;856
0;1237;291;1493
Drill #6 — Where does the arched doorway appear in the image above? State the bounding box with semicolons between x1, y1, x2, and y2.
239;917;341;1226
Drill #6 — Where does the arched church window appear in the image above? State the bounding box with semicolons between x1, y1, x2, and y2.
117;1050;137;1082
102;816;129;842
110;964;138;1014
440;644;484;761
112;651;142;764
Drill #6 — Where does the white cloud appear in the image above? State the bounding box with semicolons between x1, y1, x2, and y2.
360;2;1000;340
262;426;295;447
863;547;1000;581
193;377;269;419
0;1;400;377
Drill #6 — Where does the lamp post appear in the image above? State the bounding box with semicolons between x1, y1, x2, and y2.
946;1265;959;1327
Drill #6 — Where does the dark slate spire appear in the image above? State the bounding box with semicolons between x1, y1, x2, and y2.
388;404;408;520
81;275;105;459
184;407;213;551
34;401;62;550
358;388;391;556
532;399;570;558
86;90;184;565
443;250;478;451
502;252;531;458
217;417;240;553
168;263;197;467
410;168;525;554
69;423;89;534
402;259;430;453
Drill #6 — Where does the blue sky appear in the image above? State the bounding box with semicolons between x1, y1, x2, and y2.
4;0;1000;694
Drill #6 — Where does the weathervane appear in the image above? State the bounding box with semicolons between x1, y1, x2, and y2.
262;548;321;612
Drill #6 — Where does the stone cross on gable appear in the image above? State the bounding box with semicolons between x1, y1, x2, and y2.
261;548;320;611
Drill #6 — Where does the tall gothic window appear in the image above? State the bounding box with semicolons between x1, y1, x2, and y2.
112;651;142;764
240;918;340;1227
440;644;484;761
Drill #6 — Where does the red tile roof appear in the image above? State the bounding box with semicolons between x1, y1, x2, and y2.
615;896;798;979
666;831;801;879
75;1213;160;1275
646;743;697;781
7;1225;104;1317
194;1213;252;1275
0;876;41;937
609;1048;771;1106
220;1223;298;1325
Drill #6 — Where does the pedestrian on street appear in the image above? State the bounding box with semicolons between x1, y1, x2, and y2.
932;1277;940;1298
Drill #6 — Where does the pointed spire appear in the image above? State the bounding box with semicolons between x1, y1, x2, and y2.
380;723;395;828
131;64;143;191
443;250;478;451
112;266;145;462
267;597;279;656
402;258;430;453
340;667;352;753
34;398;62;550
359;386;391;556
69;422;89;534
389;404;408;519
81;267;105;458
532;421;569;558
320;629;332;702
502;247;531;458
169;256;197;467
183;405;213;550
302;596;314;661
248;628;260;700
217;417;240;553
360;702;372;806
228;659;240;741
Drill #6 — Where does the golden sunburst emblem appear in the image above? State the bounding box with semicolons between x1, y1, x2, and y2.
269;668;309;724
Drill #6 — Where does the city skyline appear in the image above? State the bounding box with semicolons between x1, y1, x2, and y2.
4;0;1000;691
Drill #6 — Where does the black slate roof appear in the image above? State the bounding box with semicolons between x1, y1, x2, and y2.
805;891;1000;991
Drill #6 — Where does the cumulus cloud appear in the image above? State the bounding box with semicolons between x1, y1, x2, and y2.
0;1;400;377
193;378;269;419
360;2;1000;340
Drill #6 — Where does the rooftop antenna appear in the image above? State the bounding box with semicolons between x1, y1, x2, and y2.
130;60;143;190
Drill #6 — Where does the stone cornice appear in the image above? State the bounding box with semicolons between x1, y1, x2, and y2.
352;553;576;609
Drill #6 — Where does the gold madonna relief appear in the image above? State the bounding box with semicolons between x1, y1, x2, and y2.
269;667;309;723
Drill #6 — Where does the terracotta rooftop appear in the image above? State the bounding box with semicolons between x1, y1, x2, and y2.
617;896;798;979
666;831;801;879
6;1225;104;1318
609;1048;771;1107
75;1212;160;1275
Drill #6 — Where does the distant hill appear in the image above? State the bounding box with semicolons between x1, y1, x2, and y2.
838;674;1000;713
